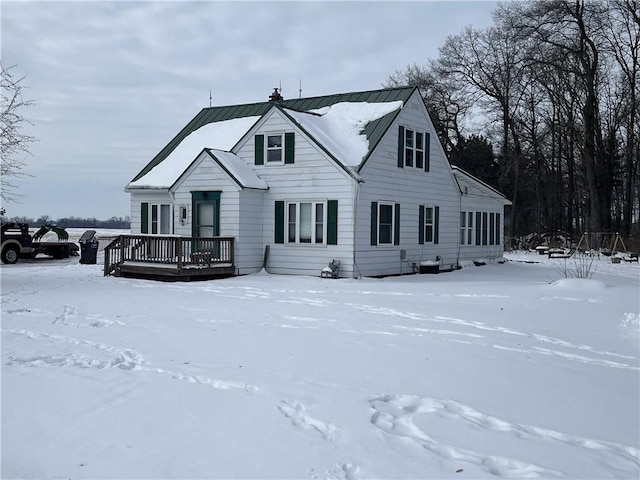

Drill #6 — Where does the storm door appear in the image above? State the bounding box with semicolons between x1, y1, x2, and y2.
191;191;220;255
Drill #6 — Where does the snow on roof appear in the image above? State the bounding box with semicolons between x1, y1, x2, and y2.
207;149;267;190
128;116;260;189
285;101;403;167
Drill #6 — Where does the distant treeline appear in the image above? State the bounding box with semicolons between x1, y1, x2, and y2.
1;215;130;229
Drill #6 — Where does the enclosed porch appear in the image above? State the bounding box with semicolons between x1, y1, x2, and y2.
104;235;235;281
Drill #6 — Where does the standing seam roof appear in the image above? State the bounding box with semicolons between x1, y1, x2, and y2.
130;86;416;183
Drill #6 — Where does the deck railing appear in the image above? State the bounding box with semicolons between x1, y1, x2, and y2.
104;235;234;276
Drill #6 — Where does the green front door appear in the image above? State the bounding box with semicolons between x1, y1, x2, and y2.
192;191;220;238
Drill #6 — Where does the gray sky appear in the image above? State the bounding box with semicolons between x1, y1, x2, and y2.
2;0;498;220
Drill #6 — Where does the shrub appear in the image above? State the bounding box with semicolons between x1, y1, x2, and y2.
556;255;597;279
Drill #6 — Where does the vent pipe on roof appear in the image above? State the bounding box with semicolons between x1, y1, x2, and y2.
269;87;284;102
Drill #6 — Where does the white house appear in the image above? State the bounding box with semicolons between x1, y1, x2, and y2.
124;86;511;278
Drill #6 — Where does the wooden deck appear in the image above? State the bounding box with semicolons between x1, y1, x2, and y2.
104;235;235;281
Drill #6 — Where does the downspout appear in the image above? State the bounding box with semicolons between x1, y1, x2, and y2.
352;179;362;279
457;189;462;268
452;171;463;268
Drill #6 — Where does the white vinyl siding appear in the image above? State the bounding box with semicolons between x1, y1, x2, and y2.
356;93;460;276
236;108;356;276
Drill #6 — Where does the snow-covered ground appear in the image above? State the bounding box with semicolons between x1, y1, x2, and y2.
2;247;639;479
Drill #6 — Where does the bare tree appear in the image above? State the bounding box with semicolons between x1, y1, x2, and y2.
1;62;35;204
437;24;528;236
604;0;640;235
385;62;473;161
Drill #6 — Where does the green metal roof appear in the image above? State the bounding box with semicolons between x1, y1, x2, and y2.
131;86;416;182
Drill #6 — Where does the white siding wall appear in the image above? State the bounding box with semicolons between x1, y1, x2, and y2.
457;174;508;262
234;109;356;277
355;93;462;276
172;153;241;238
129;191;173;234
236;189;266;274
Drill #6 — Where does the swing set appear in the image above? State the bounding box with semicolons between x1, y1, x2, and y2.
576;232;628;256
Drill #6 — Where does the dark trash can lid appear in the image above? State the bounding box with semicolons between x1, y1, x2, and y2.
79;230;97;243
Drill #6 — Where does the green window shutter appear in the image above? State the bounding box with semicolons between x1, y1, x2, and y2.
255;134;264;165
284;132;295;164
274;201;284;243
418;205;425;245
394;203;401;245
397;126;405;168
425;132;431;172
496;213;501;245
370;202;378;245
140;202;149;234
327;200;338;245
434;206;440;244
476;211;482;245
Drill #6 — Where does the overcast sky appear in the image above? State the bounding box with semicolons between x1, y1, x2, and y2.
2;0;499;221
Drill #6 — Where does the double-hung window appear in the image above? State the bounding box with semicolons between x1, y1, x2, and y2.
371;201;399;246
378;202;394;245
482;212;488;245
404;129;425;169
424;207;434;243
466;211;473;245
255;133;295;165
398;126;430;171
489;213;496;245
287;201;325;244
267;134;283;163
419;205;439;244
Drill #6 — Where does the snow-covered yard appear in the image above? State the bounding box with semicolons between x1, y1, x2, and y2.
1;246;639;479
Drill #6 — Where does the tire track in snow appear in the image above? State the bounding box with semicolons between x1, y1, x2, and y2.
369;394;639;478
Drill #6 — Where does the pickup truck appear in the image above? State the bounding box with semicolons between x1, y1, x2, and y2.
1;223;79;264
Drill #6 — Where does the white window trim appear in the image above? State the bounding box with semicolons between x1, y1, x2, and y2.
460;210;474;245
404;127;425;170
266;132;284;164
377;201;396;246
286;200;327;246
149;203;172;235
423;205;435;244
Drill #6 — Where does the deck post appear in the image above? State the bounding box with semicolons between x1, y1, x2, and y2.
120;236;125;264
176;237;183;271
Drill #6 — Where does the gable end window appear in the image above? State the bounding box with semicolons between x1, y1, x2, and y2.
255;133;295;165
267;134;283;162
398;127;430;172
